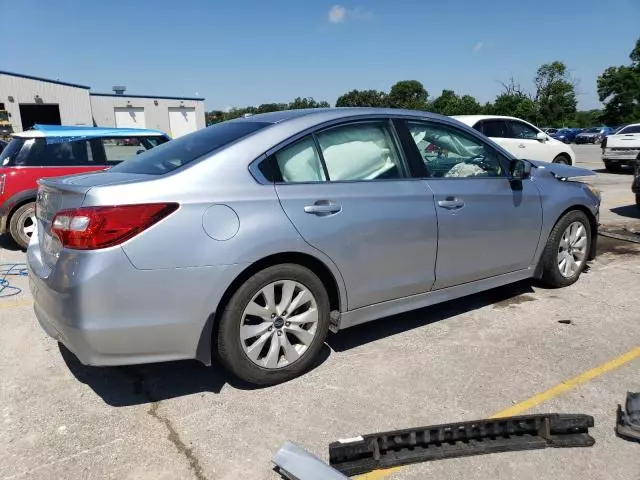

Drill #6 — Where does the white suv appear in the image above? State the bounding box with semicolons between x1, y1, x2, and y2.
454;115;576;165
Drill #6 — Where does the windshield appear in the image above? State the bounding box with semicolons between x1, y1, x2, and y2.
110;121;270;175
617;125;640;135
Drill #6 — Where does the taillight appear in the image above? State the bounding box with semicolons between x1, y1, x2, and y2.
51;203;179;250
0;173;5;195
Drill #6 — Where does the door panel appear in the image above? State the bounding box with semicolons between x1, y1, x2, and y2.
276;181;438;310
507;120;551;162
428;178;542;289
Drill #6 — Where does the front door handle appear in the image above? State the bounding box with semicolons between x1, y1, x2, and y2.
518;144;526;148
304;202;342;215
437;198;465;210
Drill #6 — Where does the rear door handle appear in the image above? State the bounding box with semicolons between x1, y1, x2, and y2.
304;203;342;215
437;198;465;210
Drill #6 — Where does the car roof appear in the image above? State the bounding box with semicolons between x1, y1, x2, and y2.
452;115;527;127
13;124;167;139
229;107;452;126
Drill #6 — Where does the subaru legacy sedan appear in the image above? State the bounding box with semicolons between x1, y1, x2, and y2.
28;108;600;385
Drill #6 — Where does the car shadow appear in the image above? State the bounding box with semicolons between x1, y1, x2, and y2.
593;168;634;175
61;281;534;406
328;280;535;352
0;234;21;251
610;205;640;220
60;342;332;407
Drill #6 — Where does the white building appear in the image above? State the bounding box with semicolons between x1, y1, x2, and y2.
0;70;205;138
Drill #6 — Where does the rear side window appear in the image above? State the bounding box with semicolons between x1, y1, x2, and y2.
100;136;168;164
618;125;640;134
478;120;510;138
110;121;269;174
275;137;327;182
0;138;94;166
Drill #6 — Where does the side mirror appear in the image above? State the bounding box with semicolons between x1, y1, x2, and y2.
510;159;530;180
536;131;547;142
135;149;145;155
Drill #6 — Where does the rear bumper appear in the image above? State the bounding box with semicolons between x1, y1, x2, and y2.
27;240;247;366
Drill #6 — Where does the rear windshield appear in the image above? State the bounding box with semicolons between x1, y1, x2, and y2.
617;125;640;135
109;121;270;175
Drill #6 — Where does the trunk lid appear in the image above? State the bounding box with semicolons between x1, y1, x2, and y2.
606;133;640;149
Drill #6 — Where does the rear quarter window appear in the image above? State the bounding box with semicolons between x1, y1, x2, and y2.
110;121;270;175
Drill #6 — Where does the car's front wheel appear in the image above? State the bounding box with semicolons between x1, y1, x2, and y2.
552;155;570;165
539;210;592;288
9;202;36;250
216;264;330;385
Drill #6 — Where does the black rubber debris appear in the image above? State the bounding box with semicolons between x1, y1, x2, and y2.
329;413;595;476
617;392;640;442
558;320;573;325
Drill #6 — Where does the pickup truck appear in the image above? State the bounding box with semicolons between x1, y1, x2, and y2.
602;123;640;172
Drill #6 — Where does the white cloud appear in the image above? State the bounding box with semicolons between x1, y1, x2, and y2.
328;5;374;23
328;5;347;23
472;41;484;52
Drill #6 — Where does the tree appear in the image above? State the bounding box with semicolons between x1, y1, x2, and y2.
335;89;388;107
387;80;428;110
288;97;330;110
597;37;640;125
534;61;577;126
429;89;482;115
572;109;603;128
489;93;537;123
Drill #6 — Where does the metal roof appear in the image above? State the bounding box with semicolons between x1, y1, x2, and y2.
0;70;91;89
90;92;205;101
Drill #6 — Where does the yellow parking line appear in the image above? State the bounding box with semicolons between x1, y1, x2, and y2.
0;299;32;309
491;346;640;418
353;345;640;479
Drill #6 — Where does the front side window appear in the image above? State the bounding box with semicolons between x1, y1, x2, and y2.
478;120;510;138
315;122;405;181
407;121;506;178
100;136;167;164
509;121;539;140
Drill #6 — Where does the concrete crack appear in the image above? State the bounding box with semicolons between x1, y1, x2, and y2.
119;368;208;480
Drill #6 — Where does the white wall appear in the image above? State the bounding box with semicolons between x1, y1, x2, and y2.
0;73;93;132
90;95;205;137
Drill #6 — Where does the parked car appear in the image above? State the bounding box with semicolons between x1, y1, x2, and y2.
453;115;576;165
542;128;559;135
602;123;640;172
28;108;600;386
551;128;581;144
0;124;169;248
575;127;614;144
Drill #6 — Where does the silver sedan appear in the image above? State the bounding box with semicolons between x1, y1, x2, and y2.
28;108;600;385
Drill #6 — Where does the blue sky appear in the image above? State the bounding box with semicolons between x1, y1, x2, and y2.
2;0;639;111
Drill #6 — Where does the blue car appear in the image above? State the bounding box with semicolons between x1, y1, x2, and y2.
551;128;581;144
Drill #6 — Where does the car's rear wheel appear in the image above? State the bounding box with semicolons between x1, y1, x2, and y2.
539;210;591;288
552;155;570;165
216;264;330;385
9;202;36;250
604;160;620;172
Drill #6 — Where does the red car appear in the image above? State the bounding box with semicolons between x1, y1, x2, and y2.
0;125;169;248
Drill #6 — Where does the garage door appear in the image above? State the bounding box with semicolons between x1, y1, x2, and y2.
169;107;197;138
114;107;146;129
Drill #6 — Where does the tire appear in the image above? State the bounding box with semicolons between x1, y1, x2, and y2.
216;263;330;386
539;210;591;288
9;202;36;250
552;155;570;165
604;161;620;172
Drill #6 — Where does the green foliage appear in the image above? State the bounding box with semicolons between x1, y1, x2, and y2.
597;37;640;125
489;93;537;124
572;109;603;128
287;97;330;110
534;61;578;126
387;80;428;110
335;89;388;107
430;90;483;115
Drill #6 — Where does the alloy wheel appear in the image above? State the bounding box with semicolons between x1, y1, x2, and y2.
240;280;319;369
557;221;588;278
23;213;36;238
